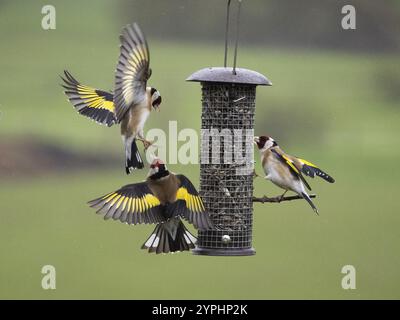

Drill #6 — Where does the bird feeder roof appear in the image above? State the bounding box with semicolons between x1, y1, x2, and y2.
186;67;272;86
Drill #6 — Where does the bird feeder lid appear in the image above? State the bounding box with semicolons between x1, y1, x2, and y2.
186;67;272;86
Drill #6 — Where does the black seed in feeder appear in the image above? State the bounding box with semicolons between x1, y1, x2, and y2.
186;0;272;256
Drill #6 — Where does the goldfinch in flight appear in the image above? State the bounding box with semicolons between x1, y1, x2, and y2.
61;23;162;174
254;136;335;214
88;158;213;254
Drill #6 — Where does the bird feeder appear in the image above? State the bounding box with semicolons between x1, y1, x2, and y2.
187;0;272;256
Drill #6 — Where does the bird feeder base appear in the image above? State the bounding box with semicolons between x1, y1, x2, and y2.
192;247;256;257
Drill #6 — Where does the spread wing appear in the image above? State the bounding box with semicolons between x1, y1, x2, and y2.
271;149;312;191
296;158;335;183
114;23;151;122
61;70;116;127
88;182;165;225
174;175;213;230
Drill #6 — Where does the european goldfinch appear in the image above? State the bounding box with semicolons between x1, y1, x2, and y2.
254;136;335;214
88;158;213;254
61;23;162;174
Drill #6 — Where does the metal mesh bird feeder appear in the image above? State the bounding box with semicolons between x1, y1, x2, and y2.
187;0;272;256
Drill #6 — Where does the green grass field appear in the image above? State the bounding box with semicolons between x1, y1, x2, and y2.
0;0;399;299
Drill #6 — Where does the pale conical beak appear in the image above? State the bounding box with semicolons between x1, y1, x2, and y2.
253;136;260;145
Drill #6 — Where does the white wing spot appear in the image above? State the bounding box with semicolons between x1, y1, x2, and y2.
145;234;156;247
153;236;160;247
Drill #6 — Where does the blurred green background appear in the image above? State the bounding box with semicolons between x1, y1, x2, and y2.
0;0;399;299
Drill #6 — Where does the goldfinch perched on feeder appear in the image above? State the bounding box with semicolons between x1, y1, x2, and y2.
61;23;162;174
88;158;213;254
254;136;335;214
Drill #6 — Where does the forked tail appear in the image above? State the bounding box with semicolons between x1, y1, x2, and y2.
141;219;197;254
125;138;144;174
301;192;319;215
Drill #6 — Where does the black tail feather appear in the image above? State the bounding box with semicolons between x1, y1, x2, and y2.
301;192;319;215
126;139;144;174
141;220;197;254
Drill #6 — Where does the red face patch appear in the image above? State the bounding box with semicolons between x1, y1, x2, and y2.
150;159;164;168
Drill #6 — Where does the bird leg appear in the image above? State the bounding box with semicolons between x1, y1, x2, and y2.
278;190;288;202
252;169;260;179
137;138;154;150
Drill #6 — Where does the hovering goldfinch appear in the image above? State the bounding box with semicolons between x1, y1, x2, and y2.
88;158;213;254
254;136;335;214
61;23;162;174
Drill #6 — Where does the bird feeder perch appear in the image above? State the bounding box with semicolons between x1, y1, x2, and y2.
186;0;272;256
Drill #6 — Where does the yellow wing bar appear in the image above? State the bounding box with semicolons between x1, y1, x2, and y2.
298;158;318;168
75;84;115;112
282;154;301;175
175;174;213;230
88;183;164;224
176;187;205;213
61;70;117;127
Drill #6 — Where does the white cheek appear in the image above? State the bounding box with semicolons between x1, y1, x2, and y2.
147;167;158;177
261;140;274;151
152;92;160;103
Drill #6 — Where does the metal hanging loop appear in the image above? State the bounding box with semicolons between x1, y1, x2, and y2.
223;0;242;75
224;0;231;68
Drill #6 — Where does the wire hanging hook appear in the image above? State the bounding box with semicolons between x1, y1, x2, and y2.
224;0;231;68
233;0;242;75
223;0;242;75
